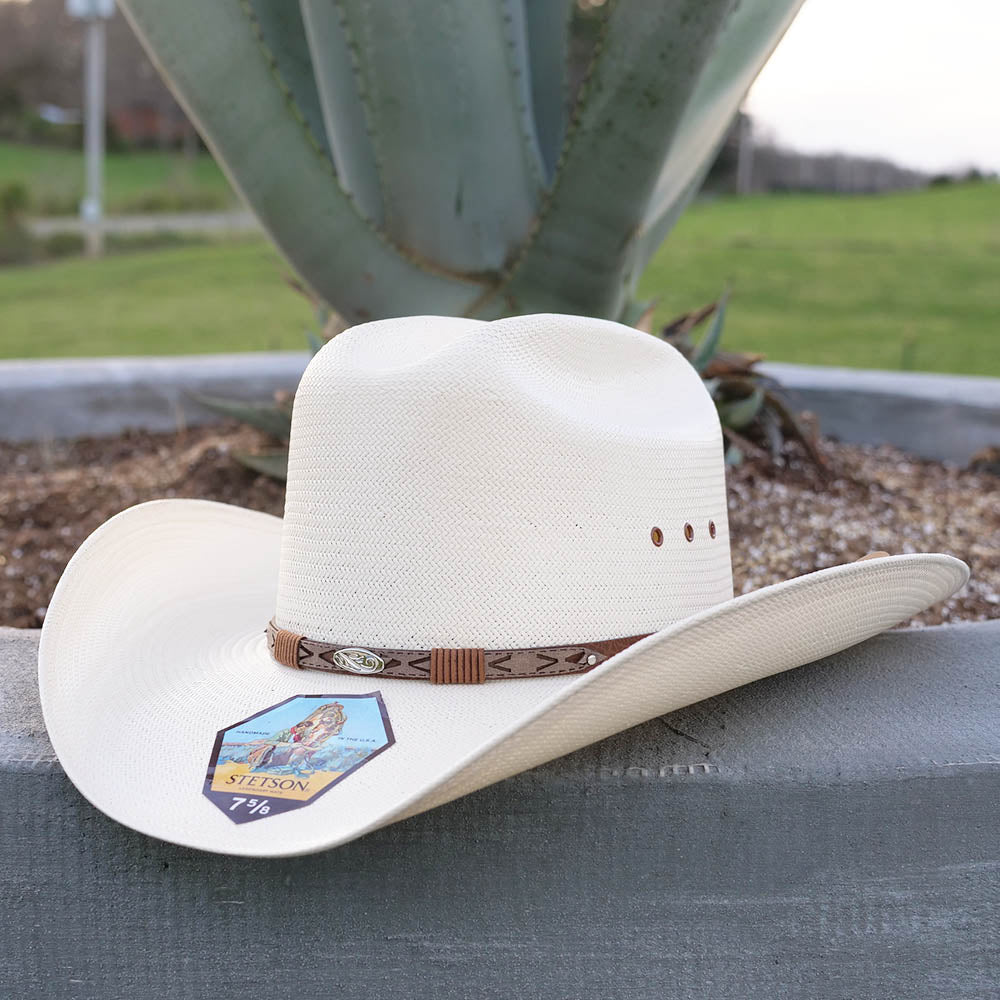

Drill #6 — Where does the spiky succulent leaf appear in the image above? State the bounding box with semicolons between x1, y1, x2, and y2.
117;0;486;323
305;330;325;356
649;291;827;471
195;394;293;441
690;288;729;373
234;449;290;481
299;0;384;225
244;0;330;161
485;0;739;319
718;385;765;430
117;0;802;321
315;0;545;272
520;0;573;180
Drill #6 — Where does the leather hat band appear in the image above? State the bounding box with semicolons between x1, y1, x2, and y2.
266;620;650;684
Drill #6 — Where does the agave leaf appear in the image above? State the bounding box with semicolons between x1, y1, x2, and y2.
323;312;350;339
234;449;290;481
661;301;717;343
723;424;770;463
620;296;658;331
758;407;786;462
194;394;293;441
521;0;574;181
498;0;548;189
702;350;767;377
120;0;801;322
117;0;488;322
763;387;830;474
660;300;717;358
299;0;384;225
330;0;545;273
718;385;765;430
632;0;805;279
690;289;729;373
282;272;314;302
713;373;759;396
490;0;738;319
245;0;330;161
724;442;744;467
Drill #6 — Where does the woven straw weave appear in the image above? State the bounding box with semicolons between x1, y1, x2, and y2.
277;314;732;649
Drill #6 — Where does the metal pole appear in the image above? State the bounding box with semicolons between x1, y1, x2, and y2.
736;113;754;196
81;15;106;257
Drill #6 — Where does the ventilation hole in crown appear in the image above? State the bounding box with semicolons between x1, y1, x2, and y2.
684;523;694;543
650;526;663;547
709;520;717;539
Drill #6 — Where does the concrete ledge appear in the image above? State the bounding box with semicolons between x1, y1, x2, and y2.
3;623;998;998
26;210;260;238
761;362;1000;462
0;352;309;442
2;354;998;461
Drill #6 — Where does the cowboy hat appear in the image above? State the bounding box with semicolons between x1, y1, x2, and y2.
38;314;968;856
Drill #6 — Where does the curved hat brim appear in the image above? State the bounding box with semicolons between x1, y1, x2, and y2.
38;499;968;857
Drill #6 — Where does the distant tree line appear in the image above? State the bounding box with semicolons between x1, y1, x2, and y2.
706;113;995;196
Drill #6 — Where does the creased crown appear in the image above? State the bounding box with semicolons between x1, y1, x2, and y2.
275;314;733;648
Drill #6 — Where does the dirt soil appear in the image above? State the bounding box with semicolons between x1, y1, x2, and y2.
1;423;997;630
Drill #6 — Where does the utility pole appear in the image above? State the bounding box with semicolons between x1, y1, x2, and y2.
67;0;114;256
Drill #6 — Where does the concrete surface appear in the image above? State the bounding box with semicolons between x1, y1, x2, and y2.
2;354;998;463
761;362;1000;463
0;352;308;441
26;210;260;238
2;622;998;999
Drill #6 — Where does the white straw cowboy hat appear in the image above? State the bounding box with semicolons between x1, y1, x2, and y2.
39;314;968;857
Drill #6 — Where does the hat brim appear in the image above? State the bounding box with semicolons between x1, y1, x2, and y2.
39;499;968;857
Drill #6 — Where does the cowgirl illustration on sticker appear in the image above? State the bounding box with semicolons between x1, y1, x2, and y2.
203;693;394;823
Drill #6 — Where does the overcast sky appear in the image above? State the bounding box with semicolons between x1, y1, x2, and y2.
745;0;1000;174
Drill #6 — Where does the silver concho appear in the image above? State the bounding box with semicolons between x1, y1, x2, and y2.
332;647;385;675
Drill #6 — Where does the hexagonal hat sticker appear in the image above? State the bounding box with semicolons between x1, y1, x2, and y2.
204;693;394;823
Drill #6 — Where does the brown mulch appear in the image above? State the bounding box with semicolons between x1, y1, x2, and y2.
1;424;997;630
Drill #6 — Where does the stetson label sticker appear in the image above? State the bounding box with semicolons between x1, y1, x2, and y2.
203;693;394;824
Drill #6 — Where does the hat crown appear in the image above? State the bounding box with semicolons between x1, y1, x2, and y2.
275;314;733;649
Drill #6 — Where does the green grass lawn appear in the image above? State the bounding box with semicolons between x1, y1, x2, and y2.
0;182;996;373
638;182;1000;375
0;239;312;357
0;141;236;215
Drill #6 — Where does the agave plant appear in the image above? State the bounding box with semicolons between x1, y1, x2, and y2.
118;0;802;323
658;293;828;472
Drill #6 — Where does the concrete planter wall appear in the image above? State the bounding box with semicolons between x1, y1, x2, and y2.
3;351;998;994
760;362;1000;463
1;353;998;463
3;621;998;997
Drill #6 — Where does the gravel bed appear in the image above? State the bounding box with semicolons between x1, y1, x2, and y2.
1;424;996;629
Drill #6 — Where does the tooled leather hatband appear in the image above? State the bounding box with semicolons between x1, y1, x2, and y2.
266;619;650;684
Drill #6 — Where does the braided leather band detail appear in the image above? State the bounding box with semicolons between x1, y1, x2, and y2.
429;647;486;685
266;620;649;683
